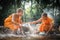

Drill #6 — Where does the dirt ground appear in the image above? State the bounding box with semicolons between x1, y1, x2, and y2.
0;35;60;40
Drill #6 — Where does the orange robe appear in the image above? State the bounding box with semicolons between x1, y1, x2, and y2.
38;17;53;32
4;14;22;31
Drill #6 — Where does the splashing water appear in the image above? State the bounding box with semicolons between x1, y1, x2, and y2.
0;23;47;38
22;23;35;34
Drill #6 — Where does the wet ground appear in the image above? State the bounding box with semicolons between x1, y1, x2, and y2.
0;25;60;40
0;34;60;40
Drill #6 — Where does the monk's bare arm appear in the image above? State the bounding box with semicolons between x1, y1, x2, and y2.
30;18;42;24
12;14;20;25
47;19;54;33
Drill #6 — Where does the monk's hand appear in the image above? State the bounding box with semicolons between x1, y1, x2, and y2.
46;31;49;34
19;24;22;27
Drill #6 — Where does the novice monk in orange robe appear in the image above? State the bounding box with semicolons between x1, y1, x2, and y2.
4;8;23;32
30;13;54;33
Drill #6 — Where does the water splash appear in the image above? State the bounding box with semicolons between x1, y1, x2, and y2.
0;23;47;38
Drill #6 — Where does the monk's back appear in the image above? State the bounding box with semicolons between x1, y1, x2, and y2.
4;13;22;30
41;17;53;25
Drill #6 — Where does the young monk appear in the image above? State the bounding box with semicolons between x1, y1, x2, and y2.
30;13;54;34
4;8;23;33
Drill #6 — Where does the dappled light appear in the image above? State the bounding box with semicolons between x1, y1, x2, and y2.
0;0;60;40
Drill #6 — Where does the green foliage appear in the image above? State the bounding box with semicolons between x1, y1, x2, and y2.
1;0;60;25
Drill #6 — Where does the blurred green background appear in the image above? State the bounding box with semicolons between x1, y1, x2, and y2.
0;0;60;26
